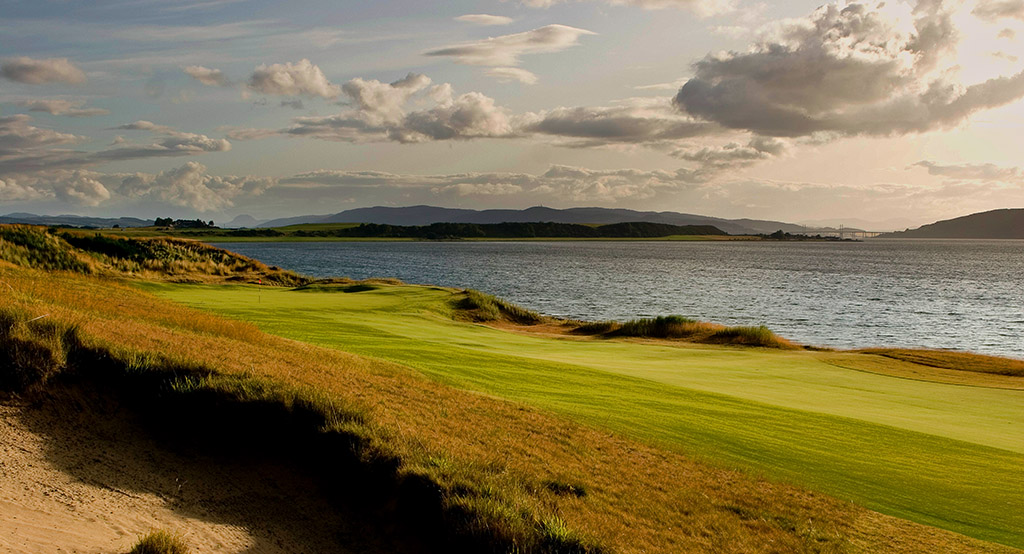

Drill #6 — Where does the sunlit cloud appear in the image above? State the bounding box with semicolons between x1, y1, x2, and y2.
247;59;341;99
673;1;1024;138
184;65;232;87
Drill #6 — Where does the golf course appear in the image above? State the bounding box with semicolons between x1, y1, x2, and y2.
2;226;1020;553
144;280;1024;549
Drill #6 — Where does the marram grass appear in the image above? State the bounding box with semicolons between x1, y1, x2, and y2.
129;530;189;554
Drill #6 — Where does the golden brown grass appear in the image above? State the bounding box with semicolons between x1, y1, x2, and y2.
0;225;306;285
859;348;1024;377
558;315;800;349
821;352;1024;390
0;260;1016;553
128;530;189;554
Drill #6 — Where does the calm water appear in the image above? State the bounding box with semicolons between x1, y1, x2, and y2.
213;240;1024;358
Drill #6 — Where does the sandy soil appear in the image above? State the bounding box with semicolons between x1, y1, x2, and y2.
0;390;408;554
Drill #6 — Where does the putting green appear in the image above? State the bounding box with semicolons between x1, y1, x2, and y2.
144;282;1024;548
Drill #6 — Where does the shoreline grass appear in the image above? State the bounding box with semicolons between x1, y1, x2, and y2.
571;315;798;349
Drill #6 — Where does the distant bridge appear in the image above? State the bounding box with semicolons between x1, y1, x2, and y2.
799;225;885;239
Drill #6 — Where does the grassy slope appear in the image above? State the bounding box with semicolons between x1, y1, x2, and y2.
9;261;1017;552
145;282;1024;549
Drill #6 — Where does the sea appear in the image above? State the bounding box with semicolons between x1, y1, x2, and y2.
211;239;1024;359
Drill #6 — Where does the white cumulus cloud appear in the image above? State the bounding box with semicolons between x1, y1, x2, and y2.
247;59;341;99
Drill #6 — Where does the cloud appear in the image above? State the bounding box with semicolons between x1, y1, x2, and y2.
16;99;109;117
3;162;273;211
0;115;83;153
455;14;515;25
247;59;341;99
486;67;539;84
184;65;231;86
113;120;176;133
518;0;733;17
913;160;1022;181
521;97;717;146
112;162;271;211
398;92;514;141
286;76;514;143
425;24;595;67
673;1;1024;138
1;57;86;85
222;127;279;140
0;176;47;202
973;0;1024;21
341;73;433;123
280;99;305;110
672;137;788;169
53;171;112;206
0;116;230;175
634;79;687;91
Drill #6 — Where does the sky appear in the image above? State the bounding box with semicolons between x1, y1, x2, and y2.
1;0;1024;229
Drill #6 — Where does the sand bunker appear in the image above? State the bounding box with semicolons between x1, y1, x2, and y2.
0;390;409;554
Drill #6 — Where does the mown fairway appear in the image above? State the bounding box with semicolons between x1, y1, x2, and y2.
146;282;1024;548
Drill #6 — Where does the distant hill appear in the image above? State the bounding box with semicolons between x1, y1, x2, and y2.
0;213;152;228
262;206;811;235
222;214;267;228
877;209;1024;239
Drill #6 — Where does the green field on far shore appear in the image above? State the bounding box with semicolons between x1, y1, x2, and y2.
145;282;1024;549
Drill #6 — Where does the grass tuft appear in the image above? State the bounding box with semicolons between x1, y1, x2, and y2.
707;325;795;349
128;530;189;554
455;289;544;325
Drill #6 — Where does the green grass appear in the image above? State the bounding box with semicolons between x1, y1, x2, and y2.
144;282;1024;549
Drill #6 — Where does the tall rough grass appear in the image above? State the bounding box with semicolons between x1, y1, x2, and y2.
572;315;797;349
455;289;544;325
0;225;307;285
0;225;94;273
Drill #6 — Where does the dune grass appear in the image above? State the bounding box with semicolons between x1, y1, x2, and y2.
455;289;545;324
0;225;307;285
573;315;797;348
129;530;189;554
146;281;1024;549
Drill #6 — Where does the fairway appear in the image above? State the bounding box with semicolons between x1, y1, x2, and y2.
145;282;1024;549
